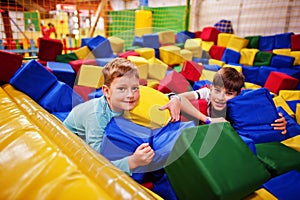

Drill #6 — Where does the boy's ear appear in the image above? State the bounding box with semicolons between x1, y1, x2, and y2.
102;85;109;97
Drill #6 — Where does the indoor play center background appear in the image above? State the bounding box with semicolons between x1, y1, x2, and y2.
1;0;300;200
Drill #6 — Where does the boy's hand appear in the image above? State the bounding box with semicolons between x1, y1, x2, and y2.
159;97;180;122
128;143;155;170
271;112;287;135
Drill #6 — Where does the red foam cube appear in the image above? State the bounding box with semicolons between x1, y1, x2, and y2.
194;31;202;38
0;50;23;83
157;70;191;94
201;27;220;44
209;45;226;60
118;51;140;58
291;34;300;51
264;71;299;94
38;37;63;62
69;59;97;74
180;60;204;82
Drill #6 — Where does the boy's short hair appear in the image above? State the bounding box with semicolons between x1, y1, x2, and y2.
102;58;139;87
213;67;245;94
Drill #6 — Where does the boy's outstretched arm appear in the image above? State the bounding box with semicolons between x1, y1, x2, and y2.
271;112;287;134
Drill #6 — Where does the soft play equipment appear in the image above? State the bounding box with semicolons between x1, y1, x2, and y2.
101;116;195;182
123;86;171;129
55;51;78;63
221;48;241;64
255;142;300;177
77;64;104;88
264;71;299;94
86;35;115;59
10;59;58;102
180;60;204;82
282;135;300;153
101;116;194;200
0;50;23;83
278;90;300;113
37;37;63;64
47;61;76;87
263;170;300;200
227;88;284;143
9;59;83;121
164;122;270;200
157;70;191;93
0;84;159;200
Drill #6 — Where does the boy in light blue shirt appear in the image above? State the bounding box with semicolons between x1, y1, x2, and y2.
64;58;180;175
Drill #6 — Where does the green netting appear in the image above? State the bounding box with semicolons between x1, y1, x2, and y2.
144;6;187;32
107;6;187;49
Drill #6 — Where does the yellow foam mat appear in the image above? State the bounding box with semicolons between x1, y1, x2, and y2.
0;84;158;200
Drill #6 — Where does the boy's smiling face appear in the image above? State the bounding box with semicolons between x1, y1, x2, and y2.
103;74;140;113
210;85;238;111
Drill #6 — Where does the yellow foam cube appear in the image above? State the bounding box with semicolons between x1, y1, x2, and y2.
200;69;216;82
223;64;242;73
77;64;104;88
135;10;152;37
209;58;225;67
227;36;249;52
147;57;168;81
123;86;170;129
243;188;277;200
296;103;300;124
244;82;261;90
184;38;202;58
239;48;259;66
217;33;234;47
273;95;295;117
158;30;176;45
291;51;300;65
127;56;149;80
279;90;300;101
180;49;193;61
147;78;160;88
73;46;92;60
272;48;291;56
108;36;124;53
282;135;300;152
134;48;155;59
201;41;214;52
159;45;184;66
